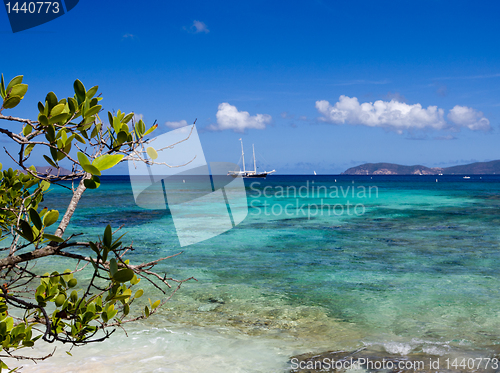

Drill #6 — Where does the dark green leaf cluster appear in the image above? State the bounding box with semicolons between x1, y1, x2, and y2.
0;166;50;242
0;74;184;371
0;299;39;350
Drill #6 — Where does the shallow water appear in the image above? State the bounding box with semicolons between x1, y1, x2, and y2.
19;175;500;371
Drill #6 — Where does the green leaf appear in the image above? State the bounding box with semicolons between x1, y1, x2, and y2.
86;85;98;99
144;305;150;317
29;209;42;230
68;97;78;114
74;79;86;103
146;147;158;160
85;104;101;118
38;114;49;126
103;225;112;248
134;289;143;299
50;103;65;117
81;163;101;176
23;124;33;136
0;73;5;98
74;133;86;144
70;290;78;302
88;242;99;257
116;131;128;145
9;83;28;99
92;154;124;171
43;155;58;168
49;113;69;125
77;152;90;166
45;124;56;142
112;268;134;283
109;258;118;277
40;180;50;191
59;129;68;144
113;116;121;133
61;269;72;282
24;144;35;156
83;176;100;189
45;92;58;110
6;75;23;93
4;317;14;332
42;210;59;227
152;300;161;309
50;147;63;163
135;120;146;137
143;123;158;137
2;96;21;109
106;307;117;321
42;234;64;243
122;113;134;124
19;220;34;242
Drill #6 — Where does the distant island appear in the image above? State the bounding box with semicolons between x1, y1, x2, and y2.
342;160;500;175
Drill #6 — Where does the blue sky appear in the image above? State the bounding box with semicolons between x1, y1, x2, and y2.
1;0;500;174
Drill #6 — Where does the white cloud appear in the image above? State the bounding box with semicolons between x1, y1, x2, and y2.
208;103;271;133
316;96;446;134
191;20;209;34
447;105;490;131
122;33;138;41
165;120;189;129
434;134;457;140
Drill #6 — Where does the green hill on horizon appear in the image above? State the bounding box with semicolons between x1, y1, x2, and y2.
342;160;500;175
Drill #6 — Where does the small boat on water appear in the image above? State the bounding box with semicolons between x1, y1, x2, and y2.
228;139;275;178
463;176;471;179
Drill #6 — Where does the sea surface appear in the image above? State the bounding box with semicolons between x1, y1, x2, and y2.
22;175;500;372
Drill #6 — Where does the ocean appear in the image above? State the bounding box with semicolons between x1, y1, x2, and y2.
21;175;500;372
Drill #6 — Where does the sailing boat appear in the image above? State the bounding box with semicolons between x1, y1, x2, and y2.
228;139;276;178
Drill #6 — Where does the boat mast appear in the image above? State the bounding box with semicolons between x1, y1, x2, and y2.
240;138;246;172
253;144;256;173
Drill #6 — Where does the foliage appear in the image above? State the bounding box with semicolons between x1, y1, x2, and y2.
0;74;193;371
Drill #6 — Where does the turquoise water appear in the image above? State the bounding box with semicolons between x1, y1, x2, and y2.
23;175;500;371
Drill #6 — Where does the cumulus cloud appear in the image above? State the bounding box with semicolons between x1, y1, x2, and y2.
207;103;271;133
316;96;446;134
165;120;188;129
447;105;490;131
316;96;490;134
189;20;209;33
